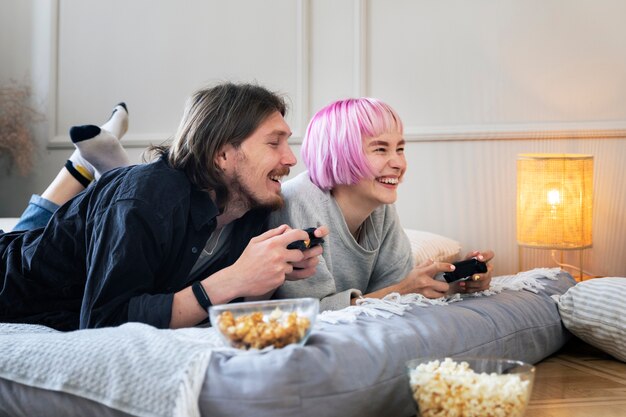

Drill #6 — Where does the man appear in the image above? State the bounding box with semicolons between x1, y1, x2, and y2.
0;83;325;331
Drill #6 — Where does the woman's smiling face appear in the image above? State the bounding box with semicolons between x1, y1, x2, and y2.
349;130;407;208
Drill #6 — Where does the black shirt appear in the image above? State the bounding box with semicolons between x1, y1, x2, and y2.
0;156;269;330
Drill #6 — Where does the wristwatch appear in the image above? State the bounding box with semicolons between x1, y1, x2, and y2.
191;281;212;311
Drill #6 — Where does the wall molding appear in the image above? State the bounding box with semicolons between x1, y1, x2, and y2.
353;0;367;97
46;0;59;147
294;0;310;140
349;0;626;143
44;1;626;149
48;124;626;149
403;121;626;142
47;133;171;149
47;0;311;149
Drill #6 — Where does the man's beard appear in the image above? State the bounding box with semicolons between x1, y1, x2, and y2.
228;169;286;212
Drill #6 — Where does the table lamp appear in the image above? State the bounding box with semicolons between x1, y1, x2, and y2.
516;153;593;280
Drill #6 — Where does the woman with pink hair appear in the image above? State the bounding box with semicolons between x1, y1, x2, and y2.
272;98;494;310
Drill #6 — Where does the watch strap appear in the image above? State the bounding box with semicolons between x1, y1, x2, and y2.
191;281;212;311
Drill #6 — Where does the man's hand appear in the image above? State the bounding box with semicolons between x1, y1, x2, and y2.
199;225;310;306
229;225;311;295
285;225;329;281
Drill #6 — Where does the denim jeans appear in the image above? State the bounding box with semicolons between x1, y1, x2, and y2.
12;194;59;231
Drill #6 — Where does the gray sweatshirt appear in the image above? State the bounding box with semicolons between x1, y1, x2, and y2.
270;172;414;311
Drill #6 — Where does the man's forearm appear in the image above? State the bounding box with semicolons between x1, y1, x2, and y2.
169;267;239;328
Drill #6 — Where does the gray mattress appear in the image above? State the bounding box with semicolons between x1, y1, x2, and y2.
0;272;574;417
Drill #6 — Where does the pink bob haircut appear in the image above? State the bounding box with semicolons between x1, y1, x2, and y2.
301;97;403;190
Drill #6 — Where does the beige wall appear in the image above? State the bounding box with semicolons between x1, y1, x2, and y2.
1;0;625;277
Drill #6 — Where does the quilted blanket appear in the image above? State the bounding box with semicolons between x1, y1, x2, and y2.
0;322;224;417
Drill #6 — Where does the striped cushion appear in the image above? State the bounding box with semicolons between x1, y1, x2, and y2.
557;277;626;362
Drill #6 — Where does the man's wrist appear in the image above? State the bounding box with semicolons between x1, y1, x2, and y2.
191;281;212;311
202;267;239;305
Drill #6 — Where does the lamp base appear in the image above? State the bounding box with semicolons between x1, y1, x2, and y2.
518;246;588;282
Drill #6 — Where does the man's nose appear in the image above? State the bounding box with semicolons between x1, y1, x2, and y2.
283;146;297;166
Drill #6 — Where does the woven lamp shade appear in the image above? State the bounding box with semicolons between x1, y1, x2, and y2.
517;154;593;250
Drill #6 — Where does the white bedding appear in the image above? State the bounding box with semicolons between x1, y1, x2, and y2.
0;323;223;417
0;217;18;232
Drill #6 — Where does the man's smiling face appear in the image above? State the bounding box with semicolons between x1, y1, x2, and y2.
219;111;296;211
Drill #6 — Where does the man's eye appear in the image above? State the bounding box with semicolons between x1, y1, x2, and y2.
397;147;405;153
268;142;279;148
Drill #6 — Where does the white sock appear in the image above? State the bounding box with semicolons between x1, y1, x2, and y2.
70;125;130;180
66;103;130;184
101;102;129;139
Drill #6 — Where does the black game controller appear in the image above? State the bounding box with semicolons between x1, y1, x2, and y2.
442;258;488;283
287;227;324;250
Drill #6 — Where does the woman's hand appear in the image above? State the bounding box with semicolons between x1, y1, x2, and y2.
450;250;495;294
395;258;453;298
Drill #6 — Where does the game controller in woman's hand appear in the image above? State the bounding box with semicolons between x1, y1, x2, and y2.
287;227;324;250
443;258;488;283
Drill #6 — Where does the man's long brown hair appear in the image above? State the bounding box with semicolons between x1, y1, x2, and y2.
148;83;286;209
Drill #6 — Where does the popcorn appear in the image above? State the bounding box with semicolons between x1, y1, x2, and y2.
408;358;531;417
217;307;310;350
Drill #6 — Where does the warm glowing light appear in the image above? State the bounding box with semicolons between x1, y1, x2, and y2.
517;154;593;250
547;189;561;206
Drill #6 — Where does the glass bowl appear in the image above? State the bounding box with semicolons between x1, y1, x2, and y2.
209;297;319;350
405;357;535;417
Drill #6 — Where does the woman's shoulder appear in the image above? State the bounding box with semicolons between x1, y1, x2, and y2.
371;203;401;227
271;172;332;228
281;171;325;198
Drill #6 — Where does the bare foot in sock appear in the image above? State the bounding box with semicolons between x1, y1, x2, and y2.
70;125;130;179
66;103;130;184
101;103;129;139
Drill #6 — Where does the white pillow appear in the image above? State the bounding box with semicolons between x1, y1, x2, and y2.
403;228;461;265
0;218;19;233
557;277;626;362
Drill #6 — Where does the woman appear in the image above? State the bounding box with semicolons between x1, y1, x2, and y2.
271;98;494;310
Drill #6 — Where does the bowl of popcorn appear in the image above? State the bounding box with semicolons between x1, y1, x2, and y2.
209;298;319;350
406;357;535;417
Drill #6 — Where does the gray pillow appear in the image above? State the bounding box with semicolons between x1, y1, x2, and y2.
199;271;575;417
